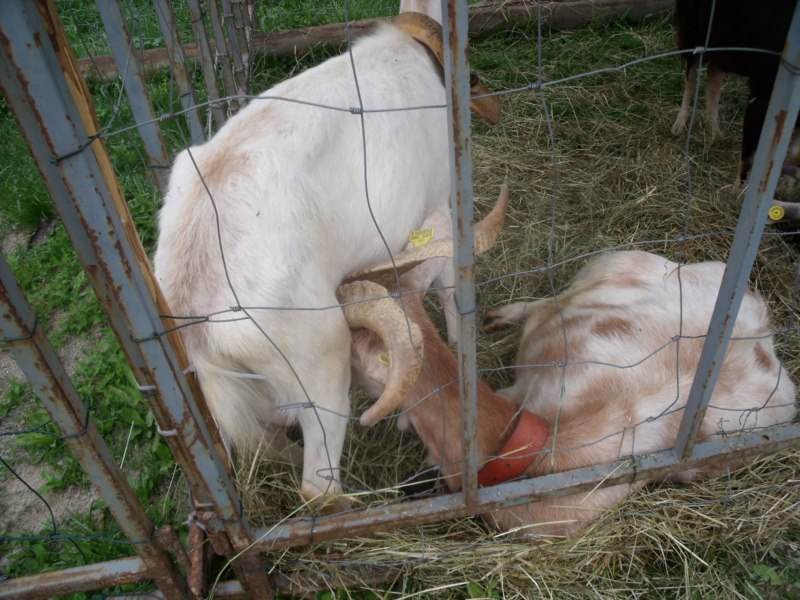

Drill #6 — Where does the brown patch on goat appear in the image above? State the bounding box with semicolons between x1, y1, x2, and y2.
614;274;646;289
754;343;775;372
195;151;245;193
592;317;634;339
513;314;595;402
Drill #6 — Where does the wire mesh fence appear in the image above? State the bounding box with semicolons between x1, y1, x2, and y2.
1;0;799;598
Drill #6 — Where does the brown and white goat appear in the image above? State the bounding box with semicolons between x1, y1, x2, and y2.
344;246;797;537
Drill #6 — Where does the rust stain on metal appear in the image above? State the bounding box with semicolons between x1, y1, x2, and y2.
0;556;148;597
772;110;788;146
199;511;275;598
112;238;133;281
188;523;208;598
0;54;60;167
155;526;192;573
758;110;788;193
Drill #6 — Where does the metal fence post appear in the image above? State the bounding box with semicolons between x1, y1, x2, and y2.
0;256;188;600
0;1;272;597
96;0;172;196
441;0;480;506
673;1;800;459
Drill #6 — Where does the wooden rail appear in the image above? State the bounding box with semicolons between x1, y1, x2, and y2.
76;0;674;79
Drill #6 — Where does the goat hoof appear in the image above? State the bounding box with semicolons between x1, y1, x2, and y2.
482;314;505;331
483;305;521;331
299;489;351;515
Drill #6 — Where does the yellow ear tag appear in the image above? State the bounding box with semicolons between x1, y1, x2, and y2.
769;205;785;221
378;353;390;365
409;227;435;247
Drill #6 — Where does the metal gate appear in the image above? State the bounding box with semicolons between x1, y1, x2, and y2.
1;1;799;597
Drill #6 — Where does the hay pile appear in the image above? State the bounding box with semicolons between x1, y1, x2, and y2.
231;13;799;598
238;453;799;598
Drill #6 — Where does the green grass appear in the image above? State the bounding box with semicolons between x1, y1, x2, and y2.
0;98;53;231
0;2;798;599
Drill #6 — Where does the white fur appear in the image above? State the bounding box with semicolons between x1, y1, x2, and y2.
153;11;452;500
495;251;795;440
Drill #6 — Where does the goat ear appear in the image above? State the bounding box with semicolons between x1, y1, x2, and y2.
399;256;449;292
393;11;500;125
399;182;509;291
342;183;509;286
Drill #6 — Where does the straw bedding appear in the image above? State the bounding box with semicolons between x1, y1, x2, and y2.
230;12;799;598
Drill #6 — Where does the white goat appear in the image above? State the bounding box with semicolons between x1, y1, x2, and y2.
346;248;797;536
153;3;497;502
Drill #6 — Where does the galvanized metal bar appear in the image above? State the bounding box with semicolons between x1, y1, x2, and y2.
0;556;149;600
442;0;480;507
186;0;228;129
152;0;206;145
95;0;172;196
674;2;800;460
0;2;272;597
250;422;800;550
0;256;187;600
207;0;242;114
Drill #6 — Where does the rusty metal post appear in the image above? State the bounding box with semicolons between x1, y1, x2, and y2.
95;0;172;196
0;557;151;600
0;2;272;597
188;523;210;598
673;1;800;459
0;255;188;599
152;0;206;145
441;0;480;506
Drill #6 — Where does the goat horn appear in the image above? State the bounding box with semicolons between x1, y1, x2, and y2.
392;12;501;126
474;181;509;252
337;280;424;426
342;182;509;286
